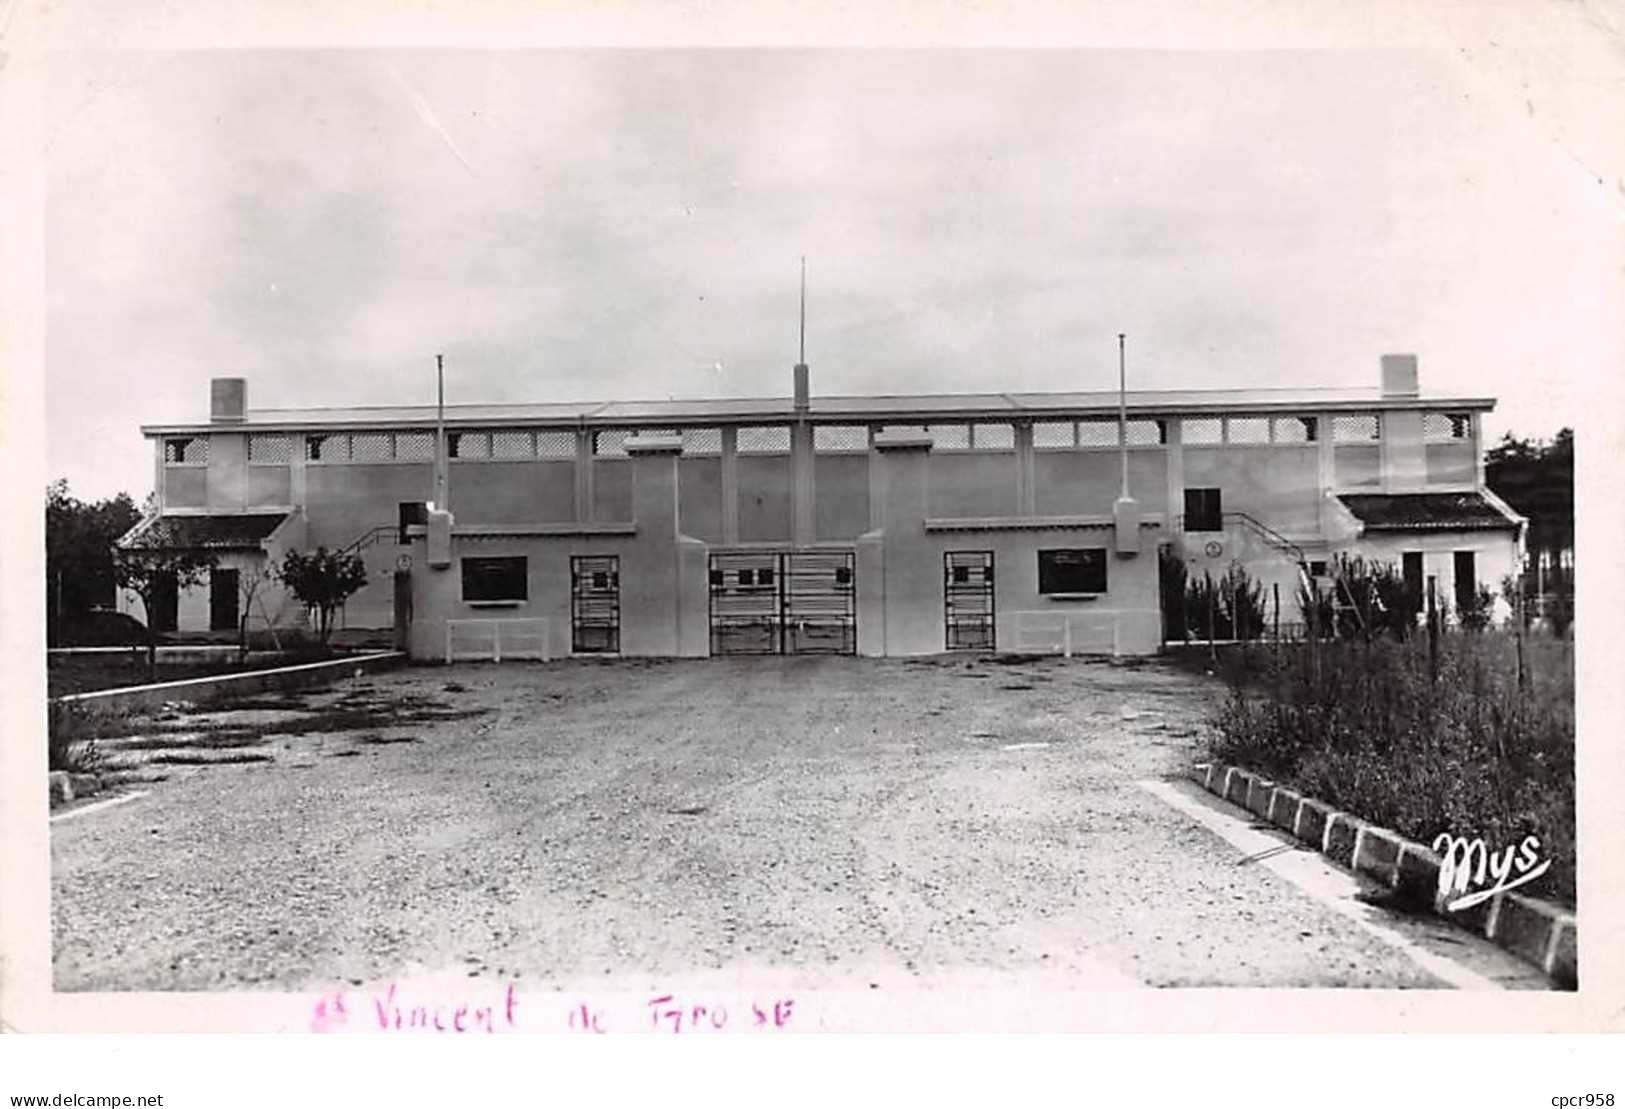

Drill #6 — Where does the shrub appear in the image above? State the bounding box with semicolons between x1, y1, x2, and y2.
1159;547;1189;643
1220;562;1268;641
47;701;107;774
1207;630;1575;906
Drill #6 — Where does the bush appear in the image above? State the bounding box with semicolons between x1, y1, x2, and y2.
1159;547;1189;643
47;701;107;774
1207;630;1575;906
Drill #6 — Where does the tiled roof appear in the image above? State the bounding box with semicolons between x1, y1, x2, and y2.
1336;493;1519;533
123;512;290;550
141;384;1496;435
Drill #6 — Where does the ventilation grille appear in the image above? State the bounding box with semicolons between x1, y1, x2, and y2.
1226;417;1270;444
1333;414;1381;442
737;426;791;454
247;435;291;464
814;425;868;452
1182;418;1222;445
164;437;208;465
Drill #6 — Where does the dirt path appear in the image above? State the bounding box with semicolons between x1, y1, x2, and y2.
50;655;1538;992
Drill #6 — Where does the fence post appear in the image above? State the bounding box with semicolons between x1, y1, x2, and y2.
1207;584;1217;666
1514;578;1528;691
1426;575;1439;683
1272;582;1281;653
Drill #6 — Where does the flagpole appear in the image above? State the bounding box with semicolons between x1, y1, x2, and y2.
435;354;447;512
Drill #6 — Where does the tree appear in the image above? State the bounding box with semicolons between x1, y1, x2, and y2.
1487;428;1574;636
112;546;217;677
236;563;282;662
279;547;369;646
45;480;142;642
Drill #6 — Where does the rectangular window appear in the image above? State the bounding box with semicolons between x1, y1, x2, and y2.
814;424;868;452
682;428;723;455
490;429;534;459
737;426;791;453
395;432;435;461
592;429;628;457
1226;417;1270;444
1126;419;1165;446
1424;412;1472;441
758;567;775;587
926;424;970;450
1272;416;1317;444
1333;414;1381;442
1033;421;1075;449
1308;559;1328;577
971;423;1015;450
349;432;392;462
1077;420;1119;448
164;436;209;465
737;568;755;587
1184;487;1223;532
398;501;428;544
306;434;341;462
461;556;528;603
536;430;578;458
1182;418;1222;445
247;434;291;464
1037;548;1107;595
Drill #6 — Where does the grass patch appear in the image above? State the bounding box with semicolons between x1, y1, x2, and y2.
1205;631;1574;906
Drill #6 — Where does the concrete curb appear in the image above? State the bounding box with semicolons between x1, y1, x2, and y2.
51;651;407;715
1192;761;1577;988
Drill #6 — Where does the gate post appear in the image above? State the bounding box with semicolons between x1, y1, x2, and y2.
392;568;412;652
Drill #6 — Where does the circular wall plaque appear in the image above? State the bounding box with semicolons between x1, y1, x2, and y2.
1204;540;1223;559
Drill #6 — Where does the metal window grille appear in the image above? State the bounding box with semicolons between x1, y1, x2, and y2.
454;431;491;459
592;429;628;457
1127;419;1164;446
1333;414;1380;442
1424;412;1470;441
536;430;577;458
247;434;291;464
927;424;970;450
350;432;392;461
1182;417;1222;445
682;428;723;455
1272;416;1316;444
490;429;534;459
971;423;1014;449
305;434;344;462
395;431;435;461
737;425;790;453
1226;417;1270;444
1077;420;1119;447
1033;421;1075;448
164;437;209;464
814;424;868;452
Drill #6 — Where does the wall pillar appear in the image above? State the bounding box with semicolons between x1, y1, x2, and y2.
1317;411;1336;535
1163;418;1184;538
873;429;937;656
720;426;740;545
623;432;684;656
791;420;815;547
1015;422;1036;516
574;429;595;522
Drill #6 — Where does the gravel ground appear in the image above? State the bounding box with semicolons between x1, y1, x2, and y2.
52;654;1518;992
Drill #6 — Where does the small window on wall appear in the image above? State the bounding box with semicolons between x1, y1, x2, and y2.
1184;487;1223;532
1038;549;1107;595
461;556;528;603
164;437;209;465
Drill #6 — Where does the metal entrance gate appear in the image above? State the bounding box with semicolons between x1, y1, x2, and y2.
944;550;995;650
709;550;856;655
570;555;620;653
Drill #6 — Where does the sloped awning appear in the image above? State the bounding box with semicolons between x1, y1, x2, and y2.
120;512;290;551
1335;493;1520;533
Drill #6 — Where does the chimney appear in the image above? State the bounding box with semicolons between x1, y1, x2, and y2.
1380;354;1419;398
793;362;809;413
211;377;247;422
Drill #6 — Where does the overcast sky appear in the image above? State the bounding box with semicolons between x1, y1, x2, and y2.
45;47;1615;502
